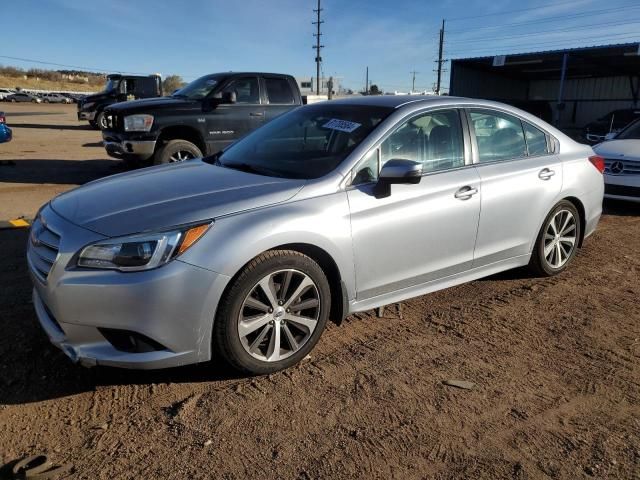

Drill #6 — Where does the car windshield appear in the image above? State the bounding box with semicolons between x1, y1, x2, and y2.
616;119;640;140
214;104;393;179
103;78;120;93
172;74;224;100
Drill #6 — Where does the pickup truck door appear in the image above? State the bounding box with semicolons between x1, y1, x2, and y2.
262;76;299;123
206;76;265;154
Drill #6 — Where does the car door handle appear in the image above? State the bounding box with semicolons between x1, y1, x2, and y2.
249;112;264;117
454;186;478;200
538;168;556;180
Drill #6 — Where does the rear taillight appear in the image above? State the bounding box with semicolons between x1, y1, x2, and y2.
0;114;5;124
588;155;605;173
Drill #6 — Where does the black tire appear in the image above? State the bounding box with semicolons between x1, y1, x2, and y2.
154;139;202;165
95;111;108;130
88;120;98;129
11;98;16;103
213;250;331;375
32;99;38;103
529;200;581;277
44;99;50;103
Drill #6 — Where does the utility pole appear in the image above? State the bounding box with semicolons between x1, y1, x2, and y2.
410;70;419;93
312;0;324;95
365;66;368;95
435;19;445;95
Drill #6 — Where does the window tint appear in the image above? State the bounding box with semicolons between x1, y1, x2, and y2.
125;79;136;94
352;148;379;185
265;78;295;104
222;77;260;104
470;110;526;163
380;109;464;173
523;122;549;156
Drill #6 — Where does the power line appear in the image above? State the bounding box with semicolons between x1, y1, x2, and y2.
447;4;640;33
447;18;640;44
447;34;640;57
448;0;601;21
0;55;149;75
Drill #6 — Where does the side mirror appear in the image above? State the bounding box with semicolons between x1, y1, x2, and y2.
374;159;422;198
604;132;617;141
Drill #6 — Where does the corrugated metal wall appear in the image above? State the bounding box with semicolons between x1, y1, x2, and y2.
451;60;638;132
529;76;636;128
450;64;528;100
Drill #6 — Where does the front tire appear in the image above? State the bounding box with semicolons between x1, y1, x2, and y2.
95;111;108;130
529;200;581;276
154;139;202;165
214;250;331;374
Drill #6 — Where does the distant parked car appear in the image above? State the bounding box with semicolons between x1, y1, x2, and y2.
0;88;15;101
6;92;41;103
41;93;73;104
583;109;640;144
593;118;640;202
0;112;12;143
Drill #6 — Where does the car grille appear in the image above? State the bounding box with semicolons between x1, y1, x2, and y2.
604;158;640;176
27;217;61;281
105;112;121;131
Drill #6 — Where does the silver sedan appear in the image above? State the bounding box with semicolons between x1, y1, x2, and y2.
28;96;603;374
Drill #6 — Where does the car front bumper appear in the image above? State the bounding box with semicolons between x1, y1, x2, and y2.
604;173;640;203
28;205;230;369
78;111;96;121
102;131;157;161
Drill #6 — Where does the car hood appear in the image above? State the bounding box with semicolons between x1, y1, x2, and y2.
593;139;640;160
51;160;305;237
106;96;199;114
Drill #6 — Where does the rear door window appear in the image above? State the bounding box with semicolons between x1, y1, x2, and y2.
264;77;295;104
522;121;550;156
469;110;527;163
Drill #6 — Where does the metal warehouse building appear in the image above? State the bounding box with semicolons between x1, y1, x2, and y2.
449;43;640;138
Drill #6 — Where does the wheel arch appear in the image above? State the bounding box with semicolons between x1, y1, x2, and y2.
562;196;587;247
217;242;348;327
157;125;206;155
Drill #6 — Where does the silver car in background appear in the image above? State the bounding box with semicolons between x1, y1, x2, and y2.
28;96;604;374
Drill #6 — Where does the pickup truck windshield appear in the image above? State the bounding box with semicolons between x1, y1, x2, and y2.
173;74;224;100
102;78;120;93
216;104;393;179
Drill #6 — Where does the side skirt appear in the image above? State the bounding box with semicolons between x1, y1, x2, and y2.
348;254;531;314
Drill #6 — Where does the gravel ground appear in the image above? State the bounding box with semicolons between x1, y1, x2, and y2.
0;104;639;479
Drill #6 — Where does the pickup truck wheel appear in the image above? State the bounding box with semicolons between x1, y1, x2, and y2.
155;139;202;165
95;112;108;130
88;120;98;129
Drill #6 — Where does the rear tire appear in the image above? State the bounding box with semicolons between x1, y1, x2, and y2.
213;250;331;375
529;200;581;277
154;139;202;165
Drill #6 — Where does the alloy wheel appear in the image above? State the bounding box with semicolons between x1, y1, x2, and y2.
169;150;195;162
238;269;320;362
543;209;577;269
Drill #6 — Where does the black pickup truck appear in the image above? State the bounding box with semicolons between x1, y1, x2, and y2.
101;72;302;165
78;74;162;129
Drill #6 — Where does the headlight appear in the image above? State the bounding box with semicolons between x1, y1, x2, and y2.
124;114;154;132
77;223;211;272
81;101;95;110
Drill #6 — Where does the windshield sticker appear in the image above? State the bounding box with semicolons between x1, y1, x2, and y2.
322;119;361;133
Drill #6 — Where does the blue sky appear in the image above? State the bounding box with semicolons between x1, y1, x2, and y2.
3;0;640;92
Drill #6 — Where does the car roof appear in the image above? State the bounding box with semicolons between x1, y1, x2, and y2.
324;95;470;108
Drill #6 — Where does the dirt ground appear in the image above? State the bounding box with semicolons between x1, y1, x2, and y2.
0;104;639;479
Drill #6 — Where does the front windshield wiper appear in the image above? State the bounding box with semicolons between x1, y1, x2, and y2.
171;93;188;98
